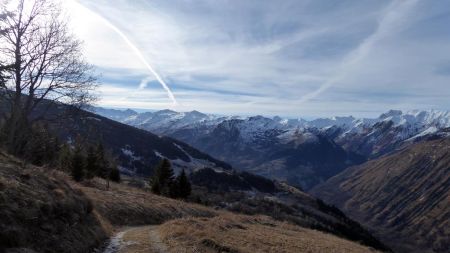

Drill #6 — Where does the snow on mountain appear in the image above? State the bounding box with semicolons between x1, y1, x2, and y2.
379;109;450;128
96;107;450;157
94;107;449;189
93;107;138;121
95;107;450;142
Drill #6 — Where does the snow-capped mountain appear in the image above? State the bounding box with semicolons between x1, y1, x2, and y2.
95;107;450;189
330;110;450;158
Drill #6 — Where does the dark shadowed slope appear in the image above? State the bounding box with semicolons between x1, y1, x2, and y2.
43;105;232;176
311;137;450;253
0;151;110;253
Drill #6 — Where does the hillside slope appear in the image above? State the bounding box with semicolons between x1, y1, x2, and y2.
0;151;110;253
311;137;450;253
0;150;390;252
160;214;382;253
188;167;389;252
44;105;231;176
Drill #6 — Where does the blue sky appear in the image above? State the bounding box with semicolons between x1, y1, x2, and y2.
67;0;450;118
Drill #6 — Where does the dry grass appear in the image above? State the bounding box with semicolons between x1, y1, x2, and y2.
0;150;217;253
0;151;111;253
159;214;381;253
68;177;218;226
312;138;450;253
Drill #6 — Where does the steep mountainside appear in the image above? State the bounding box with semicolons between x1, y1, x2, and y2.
311;136;450;253
43;106;232;177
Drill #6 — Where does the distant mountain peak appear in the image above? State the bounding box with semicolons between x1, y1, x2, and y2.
380;109;403;119
155;109;177;114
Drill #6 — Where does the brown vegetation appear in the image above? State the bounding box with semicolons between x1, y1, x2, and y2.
0;148;388;253
0;149;216;252
72;177;216;227
312;138;450;253
159;213;381;253
0;151;109;253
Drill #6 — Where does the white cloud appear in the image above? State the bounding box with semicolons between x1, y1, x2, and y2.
67;0;450;117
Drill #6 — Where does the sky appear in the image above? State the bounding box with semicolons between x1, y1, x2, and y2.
66;0;450;118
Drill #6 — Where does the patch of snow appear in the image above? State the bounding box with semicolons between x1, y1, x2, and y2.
406;126;438;141
86;116;102;122
154;151;165;158
121;148;142;161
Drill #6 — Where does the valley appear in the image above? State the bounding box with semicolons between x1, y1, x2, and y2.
95;107;450;253
1;1;449;252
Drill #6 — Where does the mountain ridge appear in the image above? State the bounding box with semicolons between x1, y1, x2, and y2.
95;107;450;189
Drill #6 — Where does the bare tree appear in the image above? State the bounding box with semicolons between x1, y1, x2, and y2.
0;5;12;89
0;0;97;154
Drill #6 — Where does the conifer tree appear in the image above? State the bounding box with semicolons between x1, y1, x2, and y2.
175;169;192;199
85;146;98;179
109;166;121;183
150;177;161;195
95;143;108;178
150;158;174;196
71;148;85;182
58;144;72;172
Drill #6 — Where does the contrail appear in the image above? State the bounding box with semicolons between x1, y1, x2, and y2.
71;0;177;105
298;0;419;105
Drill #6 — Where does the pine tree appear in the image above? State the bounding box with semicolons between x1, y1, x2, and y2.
95;143;108;178
58;144;72;172
71;148;85;182
150;177;161;195
175;169;192;199
150;158;174;196
85;146;98;179
109;166;121;183
23;124;60;166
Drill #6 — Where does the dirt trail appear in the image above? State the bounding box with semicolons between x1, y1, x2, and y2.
102;225;168;253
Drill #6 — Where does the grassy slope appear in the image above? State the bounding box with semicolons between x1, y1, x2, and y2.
159;214;381;253
71;178;217;226
0;151;110;253
311;138;450;253
0;150;217;253
190;169;390;252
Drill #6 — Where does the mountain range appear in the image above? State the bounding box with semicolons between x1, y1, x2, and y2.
95;108;450;190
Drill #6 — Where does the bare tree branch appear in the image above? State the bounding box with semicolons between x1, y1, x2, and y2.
0;0;98;153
